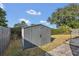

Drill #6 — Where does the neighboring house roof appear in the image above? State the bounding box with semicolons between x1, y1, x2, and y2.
66;37;79;46
70;38;79;46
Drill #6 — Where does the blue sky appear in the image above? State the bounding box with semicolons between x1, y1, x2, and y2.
0;3;69;28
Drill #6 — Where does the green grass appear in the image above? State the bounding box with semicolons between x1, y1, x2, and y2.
3;35;77;56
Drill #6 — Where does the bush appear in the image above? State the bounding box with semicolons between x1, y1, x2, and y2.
11;27;21;40
51;25;71;35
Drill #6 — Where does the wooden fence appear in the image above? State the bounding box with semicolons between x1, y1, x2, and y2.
0;26;10;55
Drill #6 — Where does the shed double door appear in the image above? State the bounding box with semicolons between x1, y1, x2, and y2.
24;27;39;48
24;27;41;48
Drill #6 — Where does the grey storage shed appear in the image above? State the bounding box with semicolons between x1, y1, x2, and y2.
0;26;10;54
21;24;51;49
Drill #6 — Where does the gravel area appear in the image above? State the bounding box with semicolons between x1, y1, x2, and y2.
46;44;73;56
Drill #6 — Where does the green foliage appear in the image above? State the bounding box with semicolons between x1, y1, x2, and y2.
51;25;71;35
11;27;21;39
51;29;60;35
11;21;27;39
14;21;26;28
48;4;79;29
0;8;8;27
59;25;71;34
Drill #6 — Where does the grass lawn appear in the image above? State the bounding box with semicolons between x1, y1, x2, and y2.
3;35;77;56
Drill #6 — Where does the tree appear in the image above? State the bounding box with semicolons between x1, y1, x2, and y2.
48;4;79;29
0;8;8;27
11;21;27;40
14;21;27;28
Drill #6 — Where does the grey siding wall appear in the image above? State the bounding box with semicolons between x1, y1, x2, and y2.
40;26;51;45
0;27;10;54
31;26;41;45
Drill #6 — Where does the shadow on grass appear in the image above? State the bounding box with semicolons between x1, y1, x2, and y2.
51;37;55;42
22;39;52;56
1;37;56;56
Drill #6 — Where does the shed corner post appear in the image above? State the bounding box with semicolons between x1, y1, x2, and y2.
21;27;24;50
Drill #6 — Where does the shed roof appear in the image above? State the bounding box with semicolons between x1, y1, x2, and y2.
22;24;51;29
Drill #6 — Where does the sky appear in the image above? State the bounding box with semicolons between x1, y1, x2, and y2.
0;3;69;28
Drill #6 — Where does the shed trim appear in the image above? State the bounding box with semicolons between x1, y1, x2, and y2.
22;24;51;29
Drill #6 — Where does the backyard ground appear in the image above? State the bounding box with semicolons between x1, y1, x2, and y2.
3;35;77;56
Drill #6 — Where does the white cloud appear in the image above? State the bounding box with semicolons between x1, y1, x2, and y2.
19;18;31;26
40;20;50;25
26;9;41;16
40;20;56;28
0;3;4;9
